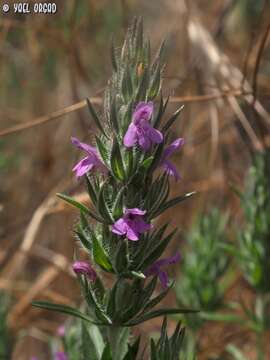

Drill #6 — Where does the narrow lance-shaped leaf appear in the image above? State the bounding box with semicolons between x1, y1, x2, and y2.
87;98;108;139
95;136;110;166
32;301;100;324
126;308;198;326
92;233;113;272
148;63;161;100
97;183;114;223
109;97;119;133
85;175;98;206
110;37;118;72
152;192;196;218
112;187;125;219
162;105;184;133
110;139;126;181
56;193;104;223
123;337;141;360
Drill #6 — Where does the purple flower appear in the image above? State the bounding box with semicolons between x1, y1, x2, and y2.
57;325;65;337
160;138;184;181
72;261;97;281
144;252;181;288
71;137;107;178
55;352;68;360
124;102;163;151
112;208;152;241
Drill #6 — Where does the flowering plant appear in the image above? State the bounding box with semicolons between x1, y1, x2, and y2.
33;19;195;359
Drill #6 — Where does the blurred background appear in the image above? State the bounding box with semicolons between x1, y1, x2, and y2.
1;0;270;358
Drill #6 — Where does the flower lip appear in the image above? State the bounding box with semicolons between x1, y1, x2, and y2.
132;101;154;124
125;207;146;216
71;137;107;178
71;136;97;155
162;138;185;159
160;138;184;181
112;207;151;241
144;252;181;288
123;101;163;151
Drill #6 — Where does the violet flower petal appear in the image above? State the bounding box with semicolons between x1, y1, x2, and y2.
163;160;180;181
163;138;184;159
153;252;181;268
144;252;181;287
72;157;94;178
138;133;152;151
133;102;153;124
123;123;138;147
112;218;128;236
159;270;169;288
125;208;146;216
146;125;163;144
133;217;152;233
71;136;97;155
55;352;68;360
126;225;139;241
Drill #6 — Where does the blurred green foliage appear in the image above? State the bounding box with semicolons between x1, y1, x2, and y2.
232;151;270;293
0;293;12;359
176;209;230;331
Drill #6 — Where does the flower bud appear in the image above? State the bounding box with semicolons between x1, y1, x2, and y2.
72;261;97;281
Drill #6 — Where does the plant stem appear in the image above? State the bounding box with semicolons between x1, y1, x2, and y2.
107;326;122;360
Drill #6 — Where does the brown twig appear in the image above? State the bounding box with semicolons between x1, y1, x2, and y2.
0;89;250;138
252;22;270;105
0;97;101;137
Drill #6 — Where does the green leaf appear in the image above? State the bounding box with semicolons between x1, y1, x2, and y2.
85;175;97;206
139;229;177;270
148;63;161;99
112;327;130;360
200;311;244;323
114;241;129;273
122;66;133;101
135;67;149;103
92;235;113;272
150;338;158;360
162;105;184;133
57;192;90;214
74;230;92;251
152;94;169;129
141;286;171;314
152;192;196;218
226;344;248;360
87;98;108;138
95;136;109;166
110;139;126;181
109;97;119;133
101;343;113;360
123;337;141;360
97;183;114;223
126;308;197;326
110;38;118;72
81;322;105;360
112;187;124;219
141;156;154;169
56;193;103;222
32;301;99;324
